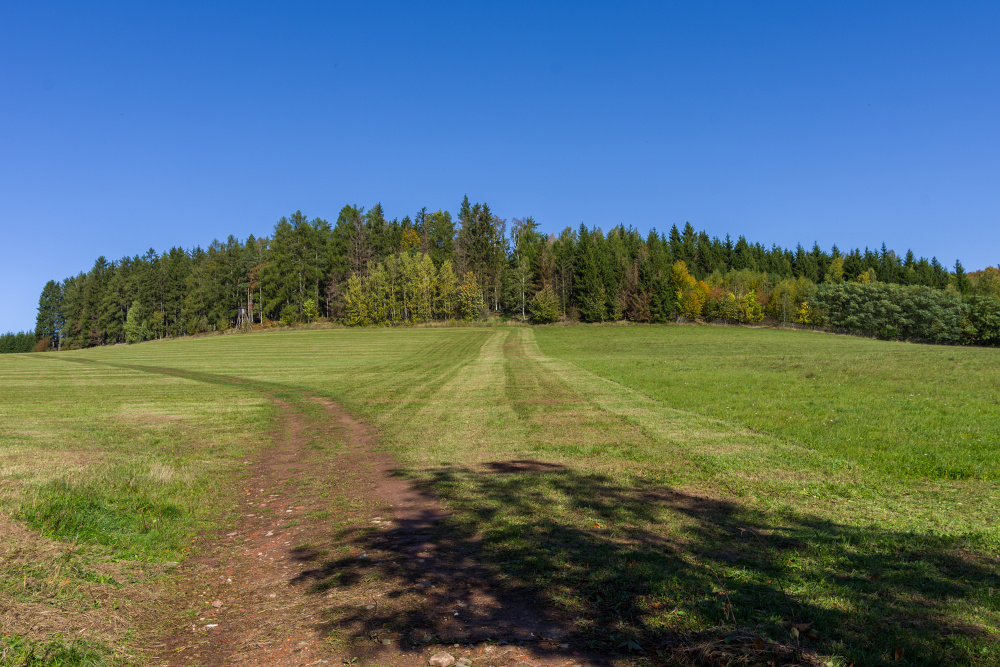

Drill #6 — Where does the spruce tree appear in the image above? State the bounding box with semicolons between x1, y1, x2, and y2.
953;260;971;295
35;280;63;349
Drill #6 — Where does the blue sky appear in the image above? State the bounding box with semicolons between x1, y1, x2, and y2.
2;2;998;332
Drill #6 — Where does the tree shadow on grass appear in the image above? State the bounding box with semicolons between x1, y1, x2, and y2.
296;461;997;666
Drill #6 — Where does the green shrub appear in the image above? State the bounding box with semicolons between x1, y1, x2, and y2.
0;635;115;666
280;303;298;326
811;282;965;343
529;285;561;323
965;295;1000;346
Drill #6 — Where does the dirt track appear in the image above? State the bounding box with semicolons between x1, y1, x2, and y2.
148;395;592;667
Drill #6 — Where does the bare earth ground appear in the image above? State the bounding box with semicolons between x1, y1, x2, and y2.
147;396;618;667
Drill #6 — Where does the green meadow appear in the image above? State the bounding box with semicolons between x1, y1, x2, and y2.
1;324;998;666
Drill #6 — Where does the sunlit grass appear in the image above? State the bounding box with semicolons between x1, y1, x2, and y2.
0;634;120;667
0;356;271;561
0;353;272;663
534;324;1000;481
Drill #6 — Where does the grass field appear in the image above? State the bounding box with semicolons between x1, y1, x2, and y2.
1;324;998;666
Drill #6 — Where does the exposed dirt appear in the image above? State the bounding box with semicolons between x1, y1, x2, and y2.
146;396;605;667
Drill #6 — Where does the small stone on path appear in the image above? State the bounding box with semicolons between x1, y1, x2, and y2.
429;651;456;667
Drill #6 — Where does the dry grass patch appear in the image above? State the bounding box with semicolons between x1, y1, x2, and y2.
0;512;168;664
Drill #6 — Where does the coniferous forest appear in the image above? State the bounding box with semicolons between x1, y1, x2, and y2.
19;196;1000;351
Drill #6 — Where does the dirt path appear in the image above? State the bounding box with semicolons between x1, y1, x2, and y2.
147;394;593;667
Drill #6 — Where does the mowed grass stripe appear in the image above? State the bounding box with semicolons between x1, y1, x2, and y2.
386;329;521;466
524;329;1000;535
534;325;1000;481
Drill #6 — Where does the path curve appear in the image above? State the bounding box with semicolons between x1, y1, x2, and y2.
147;388;581;667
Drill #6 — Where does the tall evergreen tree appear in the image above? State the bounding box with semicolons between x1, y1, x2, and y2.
953;259;971;295
35;280;63;349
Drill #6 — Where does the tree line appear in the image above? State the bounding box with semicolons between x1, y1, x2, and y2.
0;331;38;353
16;196;1000;352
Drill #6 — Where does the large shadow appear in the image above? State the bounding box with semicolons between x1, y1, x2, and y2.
293;461;999;667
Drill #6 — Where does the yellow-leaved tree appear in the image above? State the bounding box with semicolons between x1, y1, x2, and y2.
670;260;709;319
343;275;369;326
795;301;814;324
458;271;485;321
435;260;458;320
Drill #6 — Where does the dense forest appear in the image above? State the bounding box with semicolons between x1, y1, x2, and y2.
16;196;1000;351
0;331;39;353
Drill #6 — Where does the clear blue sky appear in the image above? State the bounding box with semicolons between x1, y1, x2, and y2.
2;2;998;333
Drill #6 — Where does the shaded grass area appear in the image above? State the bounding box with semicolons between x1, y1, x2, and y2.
301;461;999;666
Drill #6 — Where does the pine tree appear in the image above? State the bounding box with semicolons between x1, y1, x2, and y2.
35;280;63;350
425;209;455;267
953;260;971;295
574;226;608;322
